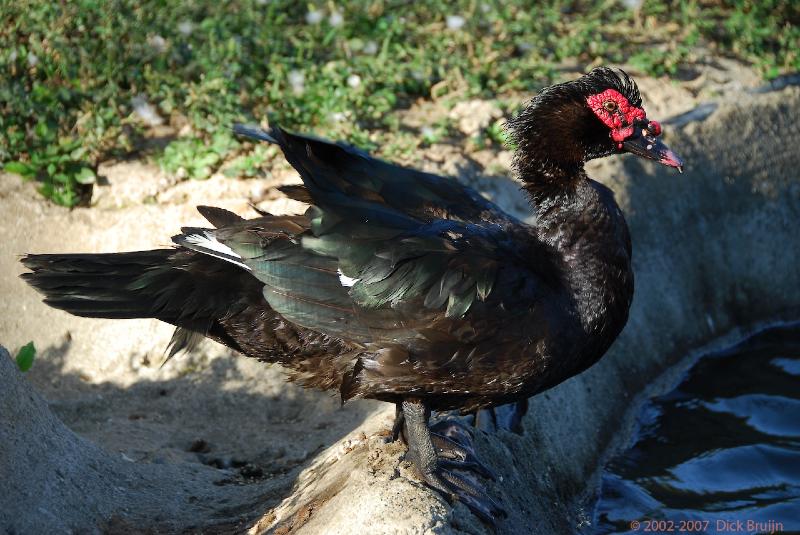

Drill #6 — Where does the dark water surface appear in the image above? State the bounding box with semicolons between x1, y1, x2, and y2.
589;324;800;535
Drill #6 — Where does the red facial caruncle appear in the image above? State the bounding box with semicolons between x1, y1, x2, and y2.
586;89;657;149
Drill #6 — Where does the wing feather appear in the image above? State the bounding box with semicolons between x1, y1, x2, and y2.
222;125;554;356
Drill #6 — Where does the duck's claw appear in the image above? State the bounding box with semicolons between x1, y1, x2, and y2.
430;419;496;480
417;463;506;525
399;400;505;526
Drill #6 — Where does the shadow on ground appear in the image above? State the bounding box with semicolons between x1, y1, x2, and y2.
1;338;383;534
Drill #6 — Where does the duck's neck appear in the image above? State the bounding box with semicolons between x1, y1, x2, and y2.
512;119;587;210
523;163;633;342
519;159;584;217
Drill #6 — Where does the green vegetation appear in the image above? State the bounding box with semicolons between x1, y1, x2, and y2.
2;0;797;206
15;342;36;372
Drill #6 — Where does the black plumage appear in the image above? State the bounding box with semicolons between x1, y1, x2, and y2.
20;67;684;523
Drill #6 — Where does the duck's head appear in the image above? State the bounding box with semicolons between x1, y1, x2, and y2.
509;67;683;179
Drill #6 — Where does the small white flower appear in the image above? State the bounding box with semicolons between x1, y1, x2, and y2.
177;21;194;36
363;40;378;55
255;0;270;4
306;9;323;25
288;70;305;95
446;15;465;30
347;74;361;88
330;111;346;122
27;52;38;67
131;95;164;127
421;126;436;140
329;10;344;27
288;70;305;86
148;35;168;53
480;3;491;13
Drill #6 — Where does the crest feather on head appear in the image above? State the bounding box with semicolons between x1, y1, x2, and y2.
507;67;642;139
506;68;643;178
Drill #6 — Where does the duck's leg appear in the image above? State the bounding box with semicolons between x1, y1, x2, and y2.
400;399;504;524
473;399;529;434
393;404;494;479
472;407;497;432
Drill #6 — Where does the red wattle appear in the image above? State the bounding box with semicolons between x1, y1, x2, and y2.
648;120;662;136
587;89;646;141
611;126;634;142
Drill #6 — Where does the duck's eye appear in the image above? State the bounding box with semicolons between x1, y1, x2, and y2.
603;100;617;112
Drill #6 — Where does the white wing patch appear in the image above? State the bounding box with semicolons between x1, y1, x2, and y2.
337;269;360;287
179;230;251;271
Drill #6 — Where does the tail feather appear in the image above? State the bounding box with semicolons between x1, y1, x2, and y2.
21;248;268;358
21;251;173;319
231;124;277;144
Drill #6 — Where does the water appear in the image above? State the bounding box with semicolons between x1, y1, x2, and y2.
589;324;800;534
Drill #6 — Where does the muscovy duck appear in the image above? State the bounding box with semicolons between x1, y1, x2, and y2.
21;68;683;523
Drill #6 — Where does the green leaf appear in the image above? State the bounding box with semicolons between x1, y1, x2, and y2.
15;342;36;372
54;187;77;206
196;152;220;167
192;166;212;180
74;167;96;184
3;161;34;177
35;121;54;142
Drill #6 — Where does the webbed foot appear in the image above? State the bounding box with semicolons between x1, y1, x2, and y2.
398;400;505;525
429;419;496;480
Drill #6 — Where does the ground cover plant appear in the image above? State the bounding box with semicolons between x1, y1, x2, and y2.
2;0;797;206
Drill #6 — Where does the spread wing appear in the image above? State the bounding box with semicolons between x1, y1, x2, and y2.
233;124;518;225
215;129;546;350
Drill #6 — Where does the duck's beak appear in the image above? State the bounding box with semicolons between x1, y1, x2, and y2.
622;122;684;173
